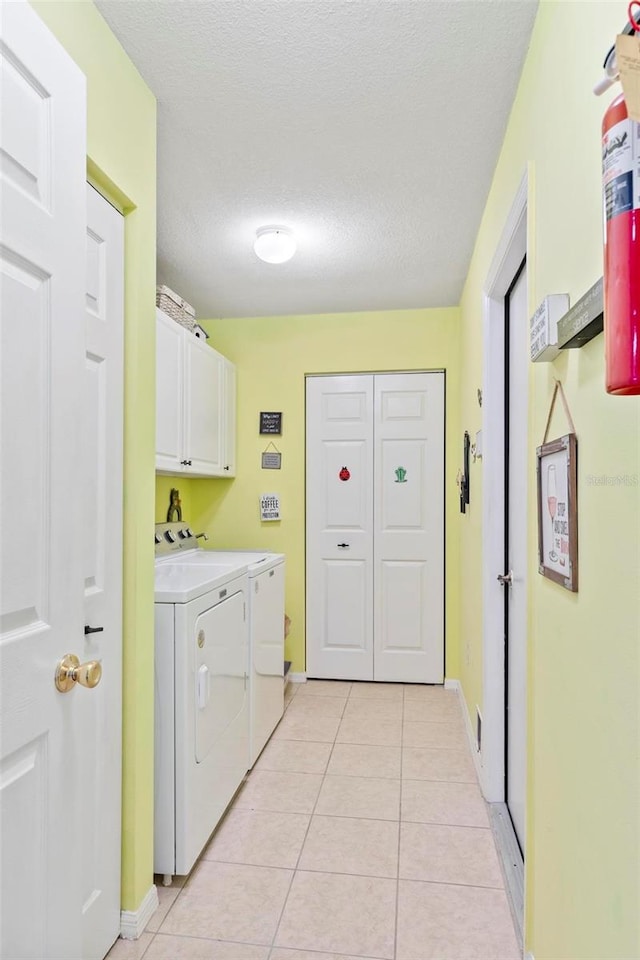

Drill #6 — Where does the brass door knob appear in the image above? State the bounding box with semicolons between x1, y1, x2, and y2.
55;654;102;693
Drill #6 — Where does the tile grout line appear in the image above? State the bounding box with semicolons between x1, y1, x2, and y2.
393;685;405;960
267;691;343;957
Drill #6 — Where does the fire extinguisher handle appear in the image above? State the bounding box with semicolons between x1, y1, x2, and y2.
594;75;617;96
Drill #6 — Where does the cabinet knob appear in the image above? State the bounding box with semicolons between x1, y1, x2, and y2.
224;465;230;471
181;459;192;466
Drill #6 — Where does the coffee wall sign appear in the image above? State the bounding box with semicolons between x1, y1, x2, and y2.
260;492;281;522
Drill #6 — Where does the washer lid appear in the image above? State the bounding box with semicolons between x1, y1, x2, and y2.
154;561;248;603
183;550;285;575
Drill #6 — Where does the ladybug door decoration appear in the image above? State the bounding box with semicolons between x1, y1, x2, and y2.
339;466;351;481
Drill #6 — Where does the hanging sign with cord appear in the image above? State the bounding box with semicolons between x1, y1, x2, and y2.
261;440;282;469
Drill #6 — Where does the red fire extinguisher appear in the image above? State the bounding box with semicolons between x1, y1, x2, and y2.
602;92;640;394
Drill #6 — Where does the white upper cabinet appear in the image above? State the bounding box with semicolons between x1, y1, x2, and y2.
222;357;236;477
156;309;236;477
156;310;184;471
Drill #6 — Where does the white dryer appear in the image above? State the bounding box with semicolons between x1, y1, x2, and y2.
167;548;286;767
204;551;285;766
154;525;250;882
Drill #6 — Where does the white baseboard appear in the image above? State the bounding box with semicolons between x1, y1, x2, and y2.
120;884;159;940
288;672;307;683
446;679;483;783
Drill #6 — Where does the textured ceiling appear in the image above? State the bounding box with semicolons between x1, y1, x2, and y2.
96;0;538;318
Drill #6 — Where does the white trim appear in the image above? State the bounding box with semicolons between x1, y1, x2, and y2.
445;680;483;784
119;884;159;940
288;672;307;683
489;802;524;950
481;170;528;803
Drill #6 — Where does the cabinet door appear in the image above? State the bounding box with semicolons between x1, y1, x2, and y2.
185;336;224;475
222;358;236;476
156;309;185;472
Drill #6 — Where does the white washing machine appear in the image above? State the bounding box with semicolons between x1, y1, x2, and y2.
202;551;285;766
154;524;250;882
163;547;286;767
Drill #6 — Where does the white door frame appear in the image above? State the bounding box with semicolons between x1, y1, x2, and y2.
481;172;528;802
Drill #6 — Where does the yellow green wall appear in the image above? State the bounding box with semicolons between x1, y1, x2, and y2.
156;475;195;526
31;0;157;912
166;308;461;678
459;2;640;956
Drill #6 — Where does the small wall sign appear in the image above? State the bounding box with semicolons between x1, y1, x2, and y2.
530;294;569;362
261;441;282;469
536;434;578;591
262;452;282;469
260;492;281;522
557;278;603;350
260;411;282;435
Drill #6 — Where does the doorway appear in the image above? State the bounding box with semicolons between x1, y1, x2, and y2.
305;372;445;683
504;257;528;855
481;174;529;941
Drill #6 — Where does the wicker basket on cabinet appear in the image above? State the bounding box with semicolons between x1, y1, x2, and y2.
156;284;197;332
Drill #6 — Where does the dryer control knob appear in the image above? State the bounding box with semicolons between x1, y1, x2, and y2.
164;530;177;543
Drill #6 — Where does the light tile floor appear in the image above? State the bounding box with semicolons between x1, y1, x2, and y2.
108;681;520;960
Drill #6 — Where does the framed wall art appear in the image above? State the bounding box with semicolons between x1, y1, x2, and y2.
536;432;578;592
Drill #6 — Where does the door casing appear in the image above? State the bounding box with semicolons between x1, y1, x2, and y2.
481;171;529;803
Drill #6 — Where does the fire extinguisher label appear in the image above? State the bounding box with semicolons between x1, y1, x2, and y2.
603;118;640;221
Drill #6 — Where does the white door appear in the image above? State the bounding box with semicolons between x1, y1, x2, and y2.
222;358;236;476
156;309;184;472
185;336;223;475
374;373;445;683
0;3;87;958
83;184;124;957
505;260;528;854
306;376;374;680
306;373;444;683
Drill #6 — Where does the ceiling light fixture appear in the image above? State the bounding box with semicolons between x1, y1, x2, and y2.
253;225;297;264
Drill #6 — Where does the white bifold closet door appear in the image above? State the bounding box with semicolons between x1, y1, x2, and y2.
306;372;444;684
